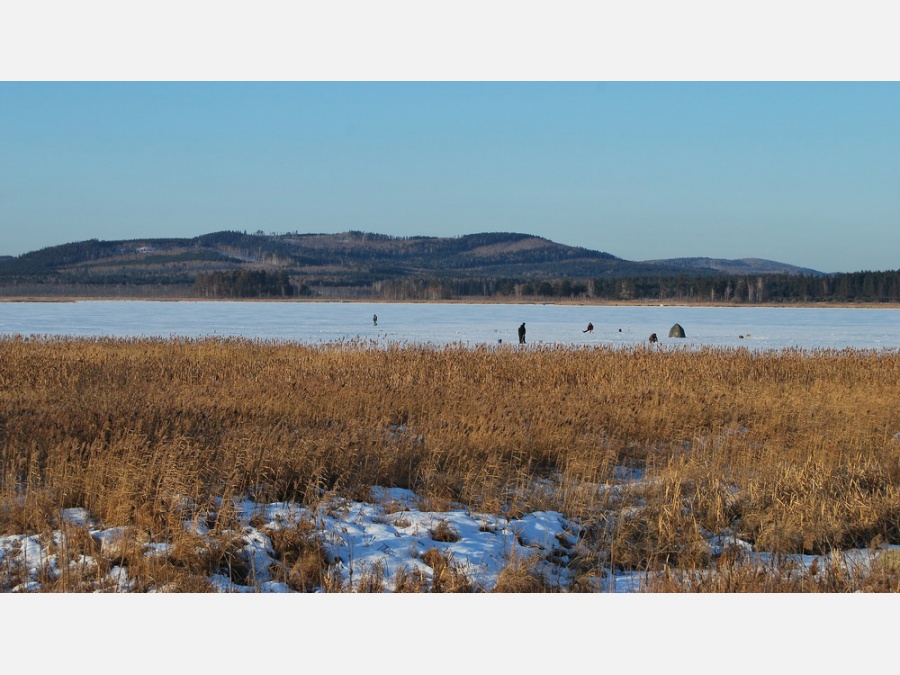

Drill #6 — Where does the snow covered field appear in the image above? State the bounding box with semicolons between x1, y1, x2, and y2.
2;300;899;351
5;482;894;672
4;484;895;670
4;484;894;595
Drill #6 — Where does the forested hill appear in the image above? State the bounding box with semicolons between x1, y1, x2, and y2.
2;230;896;303
0;230;817;281
0;230;636;280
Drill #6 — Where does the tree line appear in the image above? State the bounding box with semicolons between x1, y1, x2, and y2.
3;267;898;303
364;270;900;303
585;270;900;303
193;270;303;298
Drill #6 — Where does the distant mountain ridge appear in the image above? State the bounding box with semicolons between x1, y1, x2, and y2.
640;256;823;276
0;230;824;285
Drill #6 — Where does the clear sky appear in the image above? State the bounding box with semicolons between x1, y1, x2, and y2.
3;1;900;275
2;81;899;273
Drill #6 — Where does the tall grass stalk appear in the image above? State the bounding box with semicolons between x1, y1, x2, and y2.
2;336;898;591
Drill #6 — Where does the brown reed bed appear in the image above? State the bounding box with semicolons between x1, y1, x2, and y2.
1;335;898;591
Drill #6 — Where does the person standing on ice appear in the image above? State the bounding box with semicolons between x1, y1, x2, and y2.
373;314;378;326
518;322;526;344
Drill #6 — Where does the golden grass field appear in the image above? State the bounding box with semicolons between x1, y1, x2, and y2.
1;335;898;591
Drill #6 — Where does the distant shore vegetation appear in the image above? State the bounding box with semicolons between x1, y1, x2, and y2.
1;268;899;304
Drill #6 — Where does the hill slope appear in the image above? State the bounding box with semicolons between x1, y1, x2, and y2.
0;231;822;287
641;256;823;276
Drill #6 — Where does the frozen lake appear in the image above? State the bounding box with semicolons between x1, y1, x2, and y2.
1;300;898;351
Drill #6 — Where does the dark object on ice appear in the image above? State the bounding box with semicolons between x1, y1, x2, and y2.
373;314;378;326
669;323;686;338
583;322;594;333
518;323;526;344
649;333;658;344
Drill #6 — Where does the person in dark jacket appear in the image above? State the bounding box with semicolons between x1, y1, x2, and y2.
583;322;594;333
518;322;526;344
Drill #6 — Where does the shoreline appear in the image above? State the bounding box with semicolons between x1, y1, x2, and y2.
1;296;899;309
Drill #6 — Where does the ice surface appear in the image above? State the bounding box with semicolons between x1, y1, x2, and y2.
2;301;898;351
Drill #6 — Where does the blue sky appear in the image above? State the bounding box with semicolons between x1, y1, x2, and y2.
2;81;899;273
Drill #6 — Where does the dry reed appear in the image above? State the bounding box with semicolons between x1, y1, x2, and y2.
1;335;898;591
